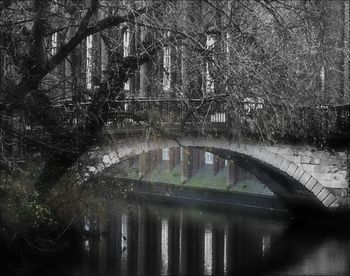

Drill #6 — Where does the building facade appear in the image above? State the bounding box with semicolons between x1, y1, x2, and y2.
0;0;349;104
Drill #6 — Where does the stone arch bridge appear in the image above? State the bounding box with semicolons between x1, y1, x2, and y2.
86;136;349;216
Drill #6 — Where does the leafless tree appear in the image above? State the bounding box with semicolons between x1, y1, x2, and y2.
0;0;348;196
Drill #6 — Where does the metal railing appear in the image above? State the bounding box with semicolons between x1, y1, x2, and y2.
52;97;350;139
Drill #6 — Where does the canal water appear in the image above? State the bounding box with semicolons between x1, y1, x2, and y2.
36;198;350;276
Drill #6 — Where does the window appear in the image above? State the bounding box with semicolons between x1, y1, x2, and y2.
163;46;171;91
320;66;325;93
225;32;231;93
86;35;93;89
204;226;213;275
180;45;185;96
243;97;264;113
205;152;213;164
123;29;130;91
51;32;58;56
206;36;215;93
123;28;130;57
210;113;226;123
162;147;169;161
226;32;231;55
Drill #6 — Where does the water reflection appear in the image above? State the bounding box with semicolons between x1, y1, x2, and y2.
204;224;213;275
38;199;350;276
223;226;228;274
121;214;128;274
161;218;169;275
262;235;271;258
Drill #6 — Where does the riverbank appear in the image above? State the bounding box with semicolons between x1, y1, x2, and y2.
100;177;350;225
111;177;289;217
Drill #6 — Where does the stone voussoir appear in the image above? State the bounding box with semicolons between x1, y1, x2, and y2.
272;155;284;168
257;148;268;160
322;193;337;208
311;182;324;196
250;147;265;161
328;200;341;210
286;163;298;177
279;159;291;172
264;152;276;165
299;171;312;186
305;177;318;190
293;167;305;181
317;188;330;202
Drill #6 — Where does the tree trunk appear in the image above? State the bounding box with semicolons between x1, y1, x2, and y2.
35;154;79;196
34;79;125;198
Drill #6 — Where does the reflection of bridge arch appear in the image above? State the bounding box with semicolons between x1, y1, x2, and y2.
90;137;343;213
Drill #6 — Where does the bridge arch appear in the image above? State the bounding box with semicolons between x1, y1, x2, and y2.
90;137;341;213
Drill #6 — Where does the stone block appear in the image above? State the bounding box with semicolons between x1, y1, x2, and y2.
236;144;245;154
286;163;298;177
317;188;329;202
293;167;304;181
272;155;284;168
322;193;337;207
328;200;340;210
301;164;317;174
265;153;276;164
259;149;271;162
299;172;312;186
320;180;339;189
229;143;238;153
102;154;111;164
279;159;291;172
244;145;254;156
252;148;264;161
301;156;320;165
311;182;324;196
265;146;277;153
274;147;294;156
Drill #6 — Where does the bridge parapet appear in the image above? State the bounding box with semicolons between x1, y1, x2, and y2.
53;98;350;143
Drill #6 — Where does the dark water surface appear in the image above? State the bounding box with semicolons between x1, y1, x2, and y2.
38;199;350;276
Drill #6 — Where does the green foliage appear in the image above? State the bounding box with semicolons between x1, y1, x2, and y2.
0;161;52;232
1;182;56;233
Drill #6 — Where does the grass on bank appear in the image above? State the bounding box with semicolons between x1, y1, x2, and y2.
124;164;274;196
